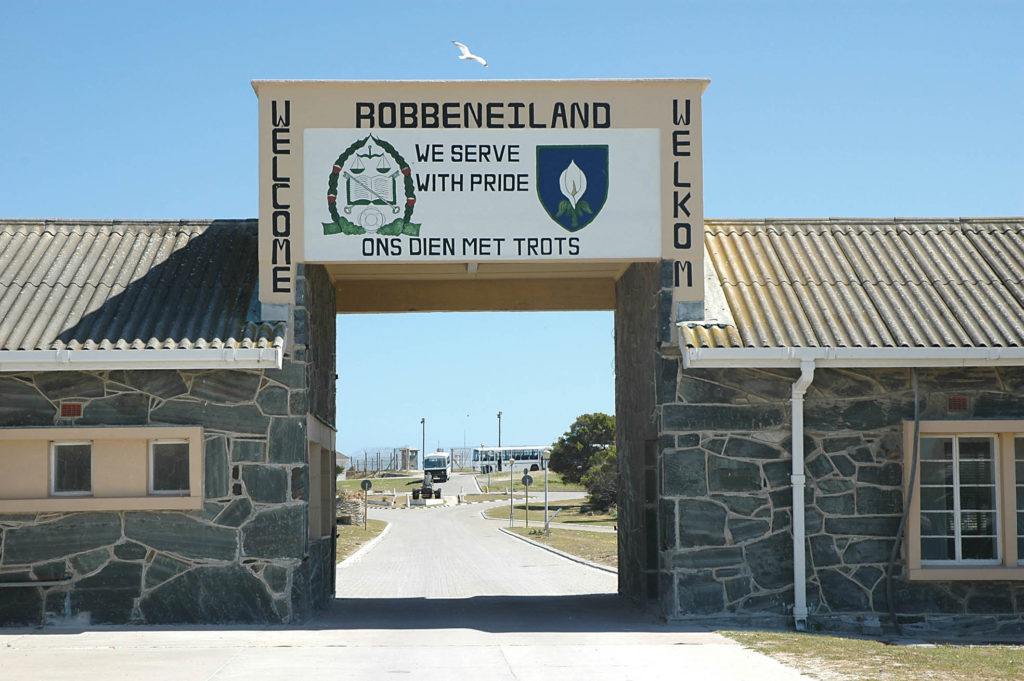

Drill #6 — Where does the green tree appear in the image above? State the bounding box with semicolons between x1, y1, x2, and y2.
582;446;618;511
548;412;615;483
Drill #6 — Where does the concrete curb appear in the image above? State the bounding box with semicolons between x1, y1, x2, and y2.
497;526;617;575
337;521;391;568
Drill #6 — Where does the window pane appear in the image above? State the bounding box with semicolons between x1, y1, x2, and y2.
920;486;954;511
1016;461;1024;482
1018;538;1024;564
921;512;954;536
920;461;953;485
959;459;994;485
961;537;996;560
959;437;993;460
54;444;91;493
922;537;955;560
152;442;190;492
920;437;952;461
958;485;996;510
960;511;996;536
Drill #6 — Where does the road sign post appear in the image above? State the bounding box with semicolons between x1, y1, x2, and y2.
521;473;533;527
360;479;372;530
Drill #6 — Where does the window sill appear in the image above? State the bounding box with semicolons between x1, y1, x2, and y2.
909;566;1024;581
0;495;203;513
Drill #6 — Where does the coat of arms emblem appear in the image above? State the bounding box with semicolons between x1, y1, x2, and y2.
322;135;420;236
536;145;609;232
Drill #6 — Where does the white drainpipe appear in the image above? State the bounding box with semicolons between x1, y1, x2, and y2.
791;359;815;631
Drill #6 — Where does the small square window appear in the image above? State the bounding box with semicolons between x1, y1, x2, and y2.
51;442;92;496
150;441;190;494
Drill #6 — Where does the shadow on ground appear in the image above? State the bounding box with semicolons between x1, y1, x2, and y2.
324;593;690;633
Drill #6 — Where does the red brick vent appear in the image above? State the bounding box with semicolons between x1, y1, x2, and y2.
947;395;969;411
60;402;83;418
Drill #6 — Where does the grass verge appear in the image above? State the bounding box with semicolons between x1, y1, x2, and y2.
506;526;617;569
335;518;388;563
484;498;616;526
723;630;1024;681
338;477;420;493
475;470;584;493
463;492;511;503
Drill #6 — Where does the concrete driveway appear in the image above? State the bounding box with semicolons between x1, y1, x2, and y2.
0;477;812;681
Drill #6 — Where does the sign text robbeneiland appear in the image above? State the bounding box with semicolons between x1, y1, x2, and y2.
354;101;611;129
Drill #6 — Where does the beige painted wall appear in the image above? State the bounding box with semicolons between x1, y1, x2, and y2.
0;426;203;512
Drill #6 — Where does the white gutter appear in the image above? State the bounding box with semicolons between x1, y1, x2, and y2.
790;360;815;631
0;347;283;373
683;346;1024;369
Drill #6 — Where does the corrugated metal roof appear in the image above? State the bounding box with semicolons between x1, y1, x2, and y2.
0;219;284;352
683;218;1024;349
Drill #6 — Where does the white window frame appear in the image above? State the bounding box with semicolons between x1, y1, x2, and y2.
1016;436;1024;567
50;441;93;497
905;420;1024;581
148;439;191;496
918;433;1001;566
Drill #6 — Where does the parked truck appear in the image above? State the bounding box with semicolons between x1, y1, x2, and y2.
423;451;452;482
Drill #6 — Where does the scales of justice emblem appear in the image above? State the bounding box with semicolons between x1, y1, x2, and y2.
322;135;420;236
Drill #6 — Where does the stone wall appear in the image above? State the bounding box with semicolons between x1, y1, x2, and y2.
614;262;664;606
0;267;338;626
657;359;1024;636
299;264;336;427
296;264;338;609
336;497;365;526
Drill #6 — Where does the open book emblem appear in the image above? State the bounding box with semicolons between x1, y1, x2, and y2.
323;135;420;236
536;145;608;232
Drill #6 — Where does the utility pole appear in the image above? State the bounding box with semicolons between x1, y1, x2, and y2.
420;417;425;470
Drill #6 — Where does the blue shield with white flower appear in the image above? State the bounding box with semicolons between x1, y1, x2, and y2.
536;145;609;232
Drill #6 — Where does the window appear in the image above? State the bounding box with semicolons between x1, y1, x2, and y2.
919;435;999;564
51;442;92;496
906;421;1024;579
150;441;190;494
1017;438;1024;565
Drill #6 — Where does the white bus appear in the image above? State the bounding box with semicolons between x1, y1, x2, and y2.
471;446;549;474
423;451;452;482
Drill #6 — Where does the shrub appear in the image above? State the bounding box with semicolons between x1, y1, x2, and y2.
548;413;615;483
582;446;617;511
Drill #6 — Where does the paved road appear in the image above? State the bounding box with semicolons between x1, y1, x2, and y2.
0;477;813;681
337;480;613;598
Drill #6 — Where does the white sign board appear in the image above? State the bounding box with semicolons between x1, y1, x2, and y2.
303;129;659;262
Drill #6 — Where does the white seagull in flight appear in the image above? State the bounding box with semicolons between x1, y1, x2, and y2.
452;41;488;67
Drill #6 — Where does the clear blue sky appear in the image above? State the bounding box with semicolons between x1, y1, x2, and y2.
2;2;1021;457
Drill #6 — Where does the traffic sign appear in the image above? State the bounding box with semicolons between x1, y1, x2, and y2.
360;479;372;491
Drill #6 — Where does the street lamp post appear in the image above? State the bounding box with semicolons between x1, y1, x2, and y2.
509;459;514;527
420;418;425;471
544;453;549;536
497;410;502;447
